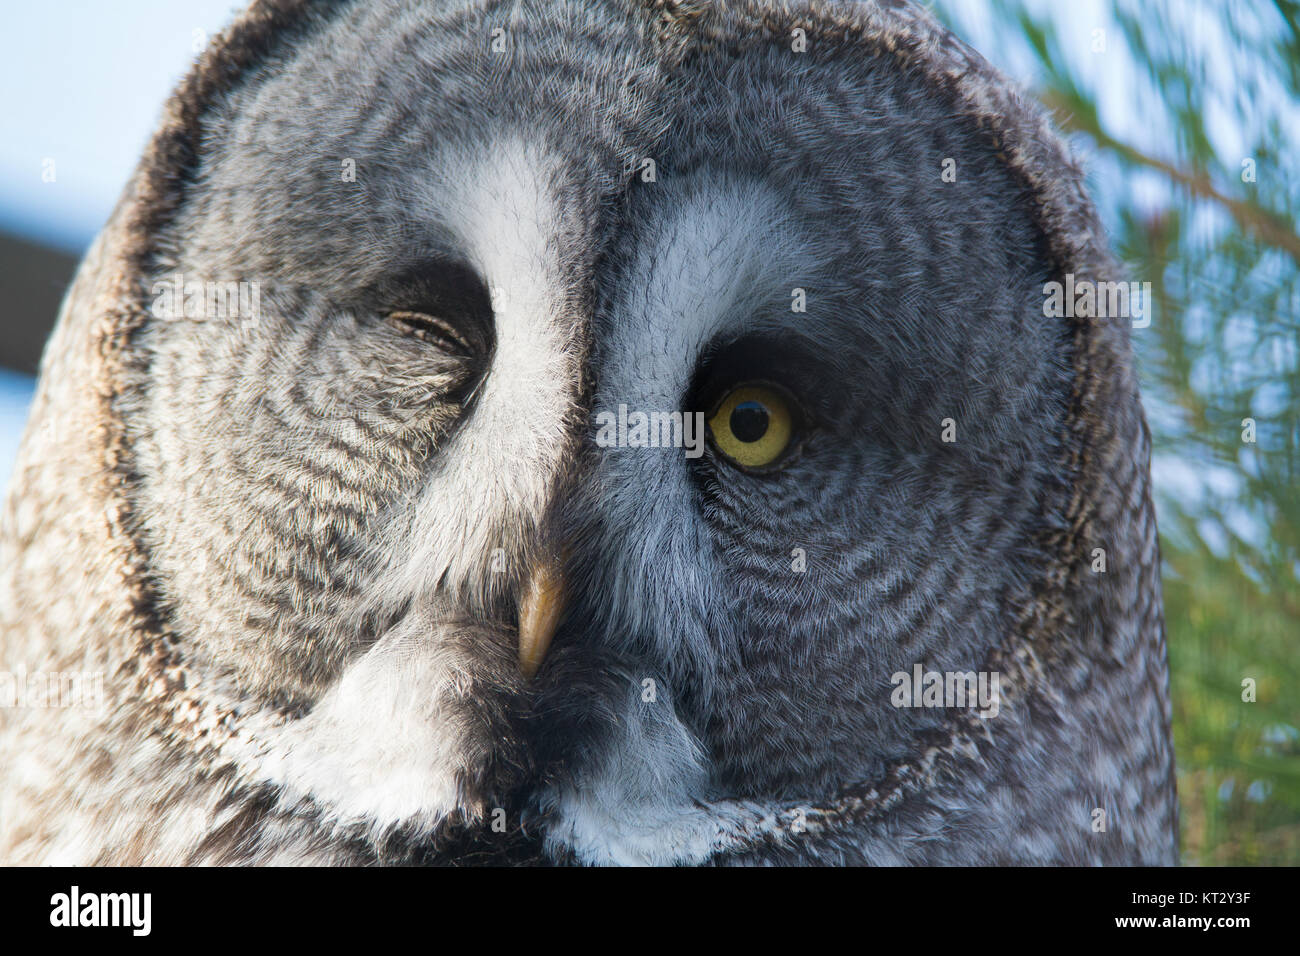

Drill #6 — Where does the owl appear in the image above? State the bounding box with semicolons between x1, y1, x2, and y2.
0;0;1178;865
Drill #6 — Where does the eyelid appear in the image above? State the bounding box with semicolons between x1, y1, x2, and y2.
385;310;475;356
705;378;785;415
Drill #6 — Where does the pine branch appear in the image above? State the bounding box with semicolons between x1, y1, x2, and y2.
1041;89;1300;266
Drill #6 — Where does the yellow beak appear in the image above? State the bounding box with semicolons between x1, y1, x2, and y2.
517;554;566;678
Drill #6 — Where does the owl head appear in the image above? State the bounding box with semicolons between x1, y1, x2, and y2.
0;0;1176;865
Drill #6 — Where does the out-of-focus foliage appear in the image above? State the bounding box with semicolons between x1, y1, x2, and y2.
932;0;1300;864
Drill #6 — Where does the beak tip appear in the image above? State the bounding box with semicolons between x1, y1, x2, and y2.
516;556;566;679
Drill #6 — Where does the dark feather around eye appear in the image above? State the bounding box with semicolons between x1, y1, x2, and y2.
385;311;475;356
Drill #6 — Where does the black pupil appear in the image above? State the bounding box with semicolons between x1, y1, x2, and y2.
730;401;770;443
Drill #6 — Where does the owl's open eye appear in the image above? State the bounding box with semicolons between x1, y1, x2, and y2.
706;381;802;472
385;310;475;356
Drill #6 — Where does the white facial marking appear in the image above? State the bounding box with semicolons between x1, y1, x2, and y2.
365;138;582;614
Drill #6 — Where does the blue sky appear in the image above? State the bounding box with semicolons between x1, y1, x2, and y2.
0;0;244;251
1;2;243;488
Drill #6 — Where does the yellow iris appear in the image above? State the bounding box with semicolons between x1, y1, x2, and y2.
707;384;795;470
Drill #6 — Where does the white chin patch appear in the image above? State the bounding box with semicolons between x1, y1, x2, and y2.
542;788;777;867
535;682;776;866
249;609;495;833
